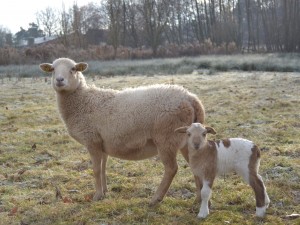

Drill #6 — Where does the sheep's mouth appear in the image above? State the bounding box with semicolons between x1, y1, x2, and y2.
56;82;65;87
193;144;201;150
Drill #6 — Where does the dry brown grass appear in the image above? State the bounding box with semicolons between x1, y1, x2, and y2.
0;71;299;225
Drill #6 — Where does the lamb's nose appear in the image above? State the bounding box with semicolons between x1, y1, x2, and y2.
194;143;200;149
56;77;64;82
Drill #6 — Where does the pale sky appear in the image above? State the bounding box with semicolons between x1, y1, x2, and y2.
0;0;97;34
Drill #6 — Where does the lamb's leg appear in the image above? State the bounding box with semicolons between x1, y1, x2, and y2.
249;173;269;217
87;145;105;201
149;150;178;206
180;147;202;202
194;175;202;203
197;180;212;219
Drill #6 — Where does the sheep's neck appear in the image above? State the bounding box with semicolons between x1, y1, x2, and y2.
188;141;218;179
56;86;115;121
56;89;82;120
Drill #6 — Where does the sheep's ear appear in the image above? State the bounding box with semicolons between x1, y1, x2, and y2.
174;126;189;133
206;126;216;135
39;63;54;73
75;62;88;72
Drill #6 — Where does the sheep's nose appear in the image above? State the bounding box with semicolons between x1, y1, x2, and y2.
56;77;64;82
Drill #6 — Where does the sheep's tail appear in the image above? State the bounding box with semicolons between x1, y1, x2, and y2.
191;97;205;124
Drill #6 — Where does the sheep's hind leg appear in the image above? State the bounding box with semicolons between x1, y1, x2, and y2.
149;150;178;206
87;145;106;201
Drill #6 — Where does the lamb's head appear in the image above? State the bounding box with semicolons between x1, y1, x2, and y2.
39;58;88;93
175;123;216;151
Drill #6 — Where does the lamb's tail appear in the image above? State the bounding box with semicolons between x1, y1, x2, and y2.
191;96;205;123
253;145;261;159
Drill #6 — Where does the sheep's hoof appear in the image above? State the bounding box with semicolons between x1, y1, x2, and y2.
93;192;105;201
149;198;162;207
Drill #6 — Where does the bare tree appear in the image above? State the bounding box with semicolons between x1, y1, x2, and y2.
165;0;188;44
126;0;140;47
58;3;72;46
28;0;300;54
107;0;123;58
36;7;58;37
72;4;84;48
139;0;171;56
245;0;252;51
282;0;299;52
0;26;12;47
190;0;205;42
81;2;108;32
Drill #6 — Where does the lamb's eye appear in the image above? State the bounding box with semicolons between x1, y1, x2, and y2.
70;67;76;73
187;132;191;137
202;132;207;137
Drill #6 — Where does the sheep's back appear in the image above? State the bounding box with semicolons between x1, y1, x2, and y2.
100;84;201;147
112;84;195;121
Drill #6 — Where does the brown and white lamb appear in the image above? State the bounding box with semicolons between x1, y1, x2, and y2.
175;123;270;218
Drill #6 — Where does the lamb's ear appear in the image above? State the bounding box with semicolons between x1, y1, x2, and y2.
206;126;216;135
39;63;54;73
75;62;88;72
174;126;189;133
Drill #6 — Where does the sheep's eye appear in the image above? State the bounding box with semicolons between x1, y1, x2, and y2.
187;132;191;137
70;67;76;73
202;132;207;137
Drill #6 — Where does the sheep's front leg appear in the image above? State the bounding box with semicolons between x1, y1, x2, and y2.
101;153;108;193
197;180;212;219
87;145;106;201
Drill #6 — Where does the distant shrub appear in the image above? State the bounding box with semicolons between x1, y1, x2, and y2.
241;62;257;71
214;64;229;71
197;61;211;69
176;65;195;74
1;52;300;77
227;42;238;54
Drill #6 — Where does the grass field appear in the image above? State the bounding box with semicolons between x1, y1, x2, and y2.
0;69;299;224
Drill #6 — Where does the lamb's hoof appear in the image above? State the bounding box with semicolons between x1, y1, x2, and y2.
197;213;208;219
265;197;270;208
197;209;209;219
93;192;105;201
256;206;266;218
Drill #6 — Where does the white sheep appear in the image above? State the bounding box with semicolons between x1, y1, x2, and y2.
39;58;205;206
175;123;270;218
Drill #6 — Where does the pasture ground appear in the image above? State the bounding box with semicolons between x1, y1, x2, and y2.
0;71;299;225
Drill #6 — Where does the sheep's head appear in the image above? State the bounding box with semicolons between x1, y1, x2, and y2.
39;58;88;93
175;123;216;151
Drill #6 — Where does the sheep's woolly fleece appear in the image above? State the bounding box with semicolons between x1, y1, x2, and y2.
58;82;204;155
